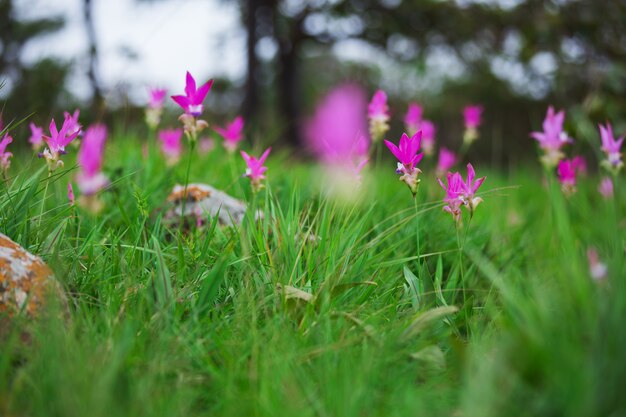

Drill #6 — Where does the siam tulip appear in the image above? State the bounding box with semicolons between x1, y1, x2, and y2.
304;83;370;186
40;115;81;171
241;147;271;192
145;87;167;129
215;116;244;153
158;128;183;165
63;109;82;139
0;134;13;177
420;120;436;156
458;163;486;215
76;124;109;197
598;177;613;199
198;137;215;155
598;123;624;174
171;71;212;142
368;89;390;143
29;122;45;150
435;147;458;178
587;248;608;282
438;172;464;222
384;131;423;196
557;158;583;196
404;103;423;135
463;105;483;146
530;106;572;168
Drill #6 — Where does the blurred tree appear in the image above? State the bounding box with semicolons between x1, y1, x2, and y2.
0;0;71;121
82;0;104;113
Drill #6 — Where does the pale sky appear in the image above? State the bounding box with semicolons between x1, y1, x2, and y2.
16;0;246;103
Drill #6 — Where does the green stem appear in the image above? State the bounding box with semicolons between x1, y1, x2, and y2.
179;138;196;233
38;171;51;230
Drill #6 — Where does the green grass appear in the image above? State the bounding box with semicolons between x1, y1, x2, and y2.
1;133;625;417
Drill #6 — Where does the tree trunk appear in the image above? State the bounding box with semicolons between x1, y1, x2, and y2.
83;0;103;111
242;0;260;123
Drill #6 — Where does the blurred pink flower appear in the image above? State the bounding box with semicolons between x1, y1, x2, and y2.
368;89;390;143
63;109;82;137
587;248;607;281
0;134;13;176
241;147;271;192
436;147;458;177
171;71;213;117
557;157;583;195
420;120;436;155
438;171;464;222
598;177;613;199
41;114;81;171
384;131;423;195
404;102;423;134
531;106;572;168
463;105;482;130
215;116;244;152
77;124;109;196
29;122;44;150
198;137;215;155
67;183;75;206
304;84;370;180
572;156;587;176
148;88;167;109
158;128;183;165
598;123;624;172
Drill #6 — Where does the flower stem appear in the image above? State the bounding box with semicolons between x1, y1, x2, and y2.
38;171;51;230
179;138;196;233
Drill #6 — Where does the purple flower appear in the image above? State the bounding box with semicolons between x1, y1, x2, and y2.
77;124;109;196
598;177;613;199
304;84;370;182
0;134;13;175
158;128;183;165
368;89;390;143
436;147;457;177
587;248;608;281
459;163;486;213
63;109;82;137
215;116;244;152
241;147;271;192
148;88;167;109
29;122;44;150
171;71;213;117
384;131;423;172
437;172;464;222
557;157;584;195
384;131;423;195
530;106;572;167
598;122;624;172
404;103;423;133
41;115;81;171
463;105;483;130
420;120;436;155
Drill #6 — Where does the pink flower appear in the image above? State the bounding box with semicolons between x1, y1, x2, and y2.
77;124;109;196
420;120;436;155
304;84;370;181
198;137;215;155
368;90;389;120
67;183;75;206
241;147;271;192
436;147;457;177
0;134;13;175
463;105;483;130
598;177;613;199
384;131;423;195
148;88;167;109
557;157;584;195
438;163;486;221
572;156;587;176
215;116;244;152
438;172;464;222
29;122;44;149
404;103;423;133
598;123;624;172
368;89;390;143
587;248;607;281
63;109;82;137
41;114;81;171
530;106;572;167
171;71;213;117
158;128;183;165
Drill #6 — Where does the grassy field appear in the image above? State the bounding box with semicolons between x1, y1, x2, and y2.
1;133;625;417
